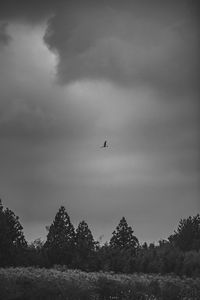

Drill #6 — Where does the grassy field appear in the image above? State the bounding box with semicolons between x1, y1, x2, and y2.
0;267;200;299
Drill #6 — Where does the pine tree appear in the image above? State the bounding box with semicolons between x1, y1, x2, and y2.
45;206;75;265
74;220;95;269
169;214;200;251
0;199;27;266
108;217;139;272
110;217;139;250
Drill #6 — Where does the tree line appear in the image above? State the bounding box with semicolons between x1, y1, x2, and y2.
0;199;200;277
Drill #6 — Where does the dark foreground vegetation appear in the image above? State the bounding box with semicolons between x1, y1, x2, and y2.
0;267;200;300
1;198;200;277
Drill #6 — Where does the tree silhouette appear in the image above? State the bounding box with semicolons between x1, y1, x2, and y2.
169;214;200;251
45;206;75;266
0;199;27;266
110;217;139;250
74;220;95;269
108;217;139;272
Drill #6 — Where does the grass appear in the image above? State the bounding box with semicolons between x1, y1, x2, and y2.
0;267;199;299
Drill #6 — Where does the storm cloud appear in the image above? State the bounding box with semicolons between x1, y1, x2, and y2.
44;1;199;91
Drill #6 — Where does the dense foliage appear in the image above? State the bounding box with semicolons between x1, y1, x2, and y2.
0;199;27;267
0;199;200;277
169;214;200;251
0;267;200;300
44;206;75;266
73;220;96;270
110;216;139;250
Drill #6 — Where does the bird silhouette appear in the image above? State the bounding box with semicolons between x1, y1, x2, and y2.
101;140;108;148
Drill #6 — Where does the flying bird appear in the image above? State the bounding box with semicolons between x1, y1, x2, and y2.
101;140;108;148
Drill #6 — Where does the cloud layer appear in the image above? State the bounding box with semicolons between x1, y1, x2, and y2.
42;1;199;90
0;0;199;243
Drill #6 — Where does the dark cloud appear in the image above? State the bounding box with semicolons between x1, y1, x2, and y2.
0;0;199;89
42;0;199;91
0;0;58;23
0;22;10;46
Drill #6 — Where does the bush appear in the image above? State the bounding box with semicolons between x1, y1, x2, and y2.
0;267;200;300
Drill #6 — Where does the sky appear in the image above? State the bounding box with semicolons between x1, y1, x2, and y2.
0;0;199;244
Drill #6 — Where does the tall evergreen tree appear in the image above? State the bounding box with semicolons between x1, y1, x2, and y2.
169;214;200;251
109;217;139;272
74;220;95;269
45;206;75;266
110;217;139;250
0;199;27;266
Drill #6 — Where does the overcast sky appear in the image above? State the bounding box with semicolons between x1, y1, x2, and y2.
0;0;199;244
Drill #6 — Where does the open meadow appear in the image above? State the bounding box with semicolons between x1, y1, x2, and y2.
0;267;200;300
